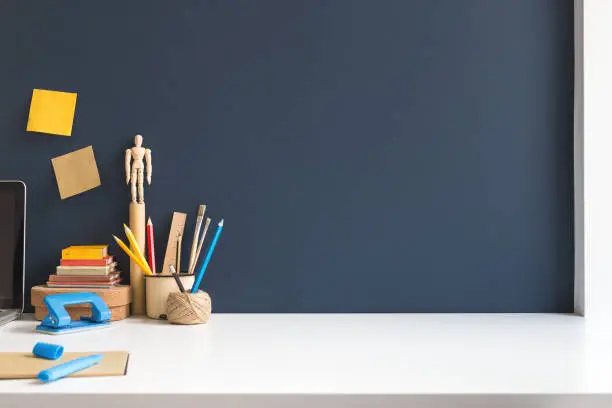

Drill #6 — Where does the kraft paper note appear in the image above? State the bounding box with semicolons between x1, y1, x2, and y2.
27;89;78;136
51;146;101;199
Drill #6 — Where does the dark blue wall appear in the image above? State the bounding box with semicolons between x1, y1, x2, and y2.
0;0;574;312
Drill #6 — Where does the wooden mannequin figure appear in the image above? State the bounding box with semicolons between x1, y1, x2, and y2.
125;134;151;315
125;134;152;203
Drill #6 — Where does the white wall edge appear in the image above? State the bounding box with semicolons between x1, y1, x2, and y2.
580;0;612;322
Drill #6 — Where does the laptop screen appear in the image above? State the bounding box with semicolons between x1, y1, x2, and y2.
0;182;25;310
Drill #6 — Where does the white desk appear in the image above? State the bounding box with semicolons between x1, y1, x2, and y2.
1;314;612;408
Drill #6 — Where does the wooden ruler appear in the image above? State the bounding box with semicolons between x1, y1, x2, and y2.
161;212;187;275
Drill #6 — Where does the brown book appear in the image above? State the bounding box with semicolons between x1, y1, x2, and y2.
46;279;121;288
49;272;120;282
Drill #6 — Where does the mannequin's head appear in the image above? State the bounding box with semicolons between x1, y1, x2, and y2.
135;134;143;147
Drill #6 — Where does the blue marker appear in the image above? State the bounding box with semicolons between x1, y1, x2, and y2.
191;219;224;293
37;354;103;382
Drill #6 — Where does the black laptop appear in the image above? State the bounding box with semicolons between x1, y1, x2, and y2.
0;181;25;325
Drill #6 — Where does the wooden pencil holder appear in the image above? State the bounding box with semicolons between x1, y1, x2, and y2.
166;291;212;325
145;274;195;320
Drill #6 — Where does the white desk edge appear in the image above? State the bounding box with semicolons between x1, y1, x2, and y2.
2;313;612;408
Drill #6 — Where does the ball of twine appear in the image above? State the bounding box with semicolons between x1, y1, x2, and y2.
166;291;212;325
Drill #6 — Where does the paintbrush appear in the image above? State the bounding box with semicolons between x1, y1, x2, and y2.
188;205;206;273
169;264;185;292
190;217;211;274
176;233;183;274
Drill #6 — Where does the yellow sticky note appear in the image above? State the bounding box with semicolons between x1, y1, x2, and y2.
51;146;101;199
27;89;77;136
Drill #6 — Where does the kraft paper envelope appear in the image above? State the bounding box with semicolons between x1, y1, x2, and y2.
0;351;129;379
51;146;101;199
27;89;78;136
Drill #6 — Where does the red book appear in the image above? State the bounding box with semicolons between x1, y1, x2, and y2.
60;256;114;266
147;217;156;274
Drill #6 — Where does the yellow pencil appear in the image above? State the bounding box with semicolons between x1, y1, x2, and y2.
122;224;150;272
113;234;152;275
113;235;153;275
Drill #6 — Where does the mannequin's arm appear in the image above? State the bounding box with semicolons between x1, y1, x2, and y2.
145;149;152;184
125;149;131;184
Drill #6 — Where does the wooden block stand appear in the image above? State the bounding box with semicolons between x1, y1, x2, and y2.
129;201;146;314
31;285;131;321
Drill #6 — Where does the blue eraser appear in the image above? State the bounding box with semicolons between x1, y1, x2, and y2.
33;342;64;360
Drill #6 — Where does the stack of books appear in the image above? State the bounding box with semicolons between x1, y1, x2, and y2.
46;245;122;288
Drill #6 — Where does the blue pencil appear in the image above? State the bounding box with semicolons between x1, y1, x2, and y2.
191;219;224;293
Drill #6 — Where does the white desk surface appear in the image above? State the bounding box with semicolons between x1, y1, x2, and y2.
1;314;612;408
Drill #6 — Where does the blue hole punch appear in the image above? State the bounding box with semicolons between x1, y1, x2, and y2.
36;292;112;335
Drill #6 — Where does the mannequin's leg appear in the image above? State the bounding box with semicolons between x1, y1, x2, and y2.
137;169;144;204
130;170;138;203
